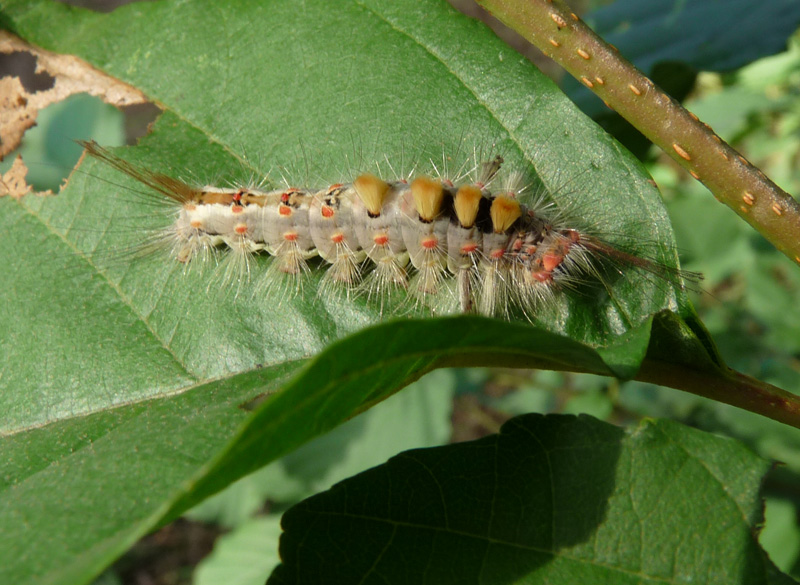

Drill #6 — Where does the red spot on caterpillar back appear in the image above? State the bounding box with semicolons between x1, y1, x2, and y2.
542;252;564;272
421;237;438;250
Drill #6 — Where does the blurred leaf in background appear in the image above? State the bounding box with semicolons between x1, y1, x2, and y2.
183;371;455;584
0;93;125;190
564;0;800;157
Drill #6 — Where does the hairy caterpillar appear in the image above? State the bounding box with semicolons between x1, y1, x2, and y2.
73;140;696;322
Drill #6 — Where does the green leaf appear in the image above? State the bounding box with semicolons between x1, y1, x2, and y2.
165;317;621;517
0;0;708;583
186;370;455;527
270;414;791;585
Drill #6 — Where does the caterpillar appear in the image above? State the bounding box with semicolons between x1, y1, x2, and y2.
75;140;695;322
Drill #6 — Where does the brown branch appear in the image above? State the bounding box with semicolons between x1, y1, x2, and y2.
476;0;800;267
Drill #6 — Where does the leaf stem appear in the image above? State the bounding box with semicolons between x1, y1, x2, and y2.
476;0;800;266
445;352;800;430
635;361;800;430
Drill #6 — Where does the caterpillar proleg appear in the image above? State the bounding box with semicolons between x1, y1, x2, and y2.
75;140;697;322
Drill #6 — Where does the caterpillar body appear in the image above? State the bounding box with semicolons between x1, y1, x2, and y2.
78;140;692;321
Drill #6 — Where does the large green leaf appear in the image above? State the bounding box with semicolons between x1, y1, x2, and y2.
0;0;707;583
271;414;792;585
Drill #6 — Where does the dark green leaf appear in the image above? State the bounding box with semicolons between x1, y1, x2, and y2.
568;0;800;118
271;414;790;585
589;0;800;73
